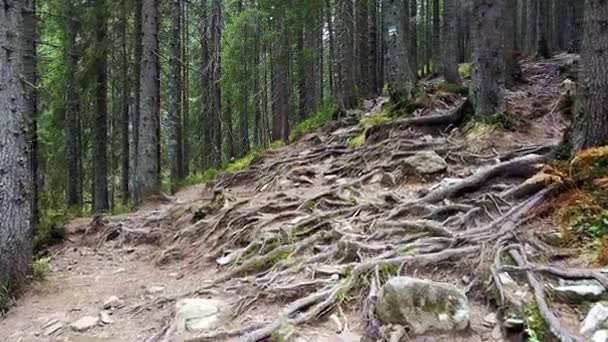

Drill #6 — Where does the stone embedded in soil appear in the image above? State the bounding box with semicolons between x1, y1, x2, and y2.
551;280;606;303
593;329;608;342
581;302;608;336
376;276;470;334
102;295;124;309
43;320;63;336
483;312;498;326
70;316;100;332
146;286;165;295
332;332;361;342
175;298;224;334
99;311;113;325
402;151;448;174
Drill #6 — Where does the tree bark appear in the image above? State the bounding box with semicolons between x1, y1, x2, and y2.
135;0;161;201
0;0;34;288
335;0;357;110
209;0;223;166
442;0;461;84
271;12;291;142
94;0;109;213
169;0;184;193
382;0;416;101
356;0;370;98
503;0;521;87
432;0;440;75
120;0;130;204
537;0;550;58
65;1;82;207
470;0;505;117
570;0;608;151
132;0;143;198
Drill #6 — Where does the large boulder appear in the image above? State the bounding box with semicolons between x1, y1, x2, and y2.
403;151;448;174
376;276;470;334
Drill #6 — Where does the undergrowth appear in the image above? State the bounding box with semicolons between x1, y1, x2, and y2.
32;257;52;281
289;101;337;142
458;63;472;79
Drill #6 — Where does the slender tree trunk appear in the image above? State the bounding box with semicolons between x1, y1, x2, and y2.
570;0;608;151
169;0;184;193
336;0;357;110
432;0;440;75
120;0;130;204
65;1;82;207
537;0;550;58
356;0;370;98
132;0;143;197
471;0;506;117
209;0;223;166
0;0;34;288
383;0;416;101
527;0;538;54
200;0;211;170
410;0;418;76
182;0;190;176
442;0;460;84
94;0;109;213
271;13;291;142
368;0;379;96
325;0;336;98
503;0;521;87
135;0;161;201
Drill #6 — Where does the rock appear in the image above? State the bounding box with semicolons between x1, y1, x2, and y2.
503;318;525;330
484;313;498;326
376;276;470;334
403;151;448;174
581;303;608;336
99;311;113;325
594;330;608;342
146;286;165;295
332;332;361;342
175;298;223;334
70;316;99;332
552;281;606;303
491;325;503;340
498;272;531;308
102;295;124;309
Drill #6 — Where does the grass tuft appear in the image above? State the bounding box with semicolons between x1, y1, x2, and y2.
289;102;337;142
32;257;52;281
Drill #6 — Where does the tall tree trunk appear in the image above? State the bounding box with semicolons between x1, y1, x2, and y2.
503;0;521;87
569;0;608;151
0;0;34;288
537;0;550;58
136;0;161;201
325;0;336;98
271;13;291;142
209;0;223;166
410;0;418;77
182;0;190;176
383;0;416;101
442;0;460;84
471;0;505;117
169;0;184;193
94;0;109;213
335;0;357;110
368;0;379;96
432;0;440;75
65;1;82;207
527;0;537;54
200;0;211;170
132;0;143;198
120;0;130;204
356;0;370;98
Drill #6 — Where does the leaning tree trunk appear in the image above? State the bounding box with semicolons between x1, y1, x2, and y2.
470;0;505;117
335;0;357;110
0;0;34;289
382;0;416;101
94;0;109;213
569;0;608;151
135;0;161;201
443;0;461;84
169;0;184;193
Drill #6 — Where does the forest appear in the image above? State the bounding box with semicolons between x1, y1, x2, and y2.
2;0;608;341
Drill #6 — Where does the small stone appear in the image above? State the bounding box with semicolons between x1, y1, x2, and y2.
103;296;124;309
581;303;608;336
503;318;525;330
402;151;448;174
331;274;340;281
461;275;471;284
484;313;498;326
99;311;113;325
70;316;99;332
593;329;608;342
146;286;165;295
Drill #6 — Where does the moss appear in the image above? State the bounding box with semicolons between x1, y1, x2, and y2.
348;132;366;149
458;63;472;79
289;102;337;142
523;303;547;341
236;245;294;276
436;82;469;96
226;150;262;173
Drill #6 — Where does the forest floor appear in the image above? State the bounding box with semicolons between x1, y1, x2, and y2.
0;54;595;342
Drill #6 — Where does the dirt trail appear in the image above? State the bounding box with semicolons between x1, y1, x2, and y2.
0;55;586;342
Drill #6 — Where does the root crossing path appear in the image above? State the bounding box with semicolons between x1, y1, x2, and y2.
0;62;592;341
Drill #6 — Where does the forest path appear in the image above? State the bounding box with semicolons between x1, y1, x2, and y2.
0;54;583;342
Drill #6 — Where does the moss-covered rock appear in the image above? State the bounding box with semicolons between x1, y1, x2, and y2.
376;276;470;334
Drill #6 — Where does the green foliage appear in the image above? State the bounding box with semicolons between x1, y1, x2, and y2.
468;111;528;131
0;285;14;315
179;168;221;188
226;149;262;172
458;63;473;79
436;82;469;96
32;257;52;281
289;102;337;142
35;207;70;252
348;133;366;149
523;303;547;341
570;210;608;239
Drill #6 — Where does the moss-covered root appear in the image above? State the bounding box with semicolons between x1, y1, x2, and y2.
214;245;295;284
